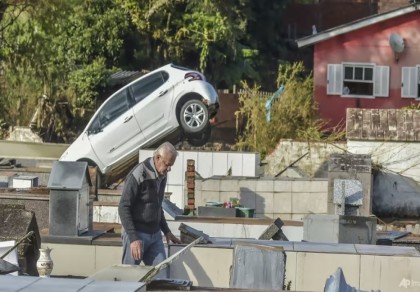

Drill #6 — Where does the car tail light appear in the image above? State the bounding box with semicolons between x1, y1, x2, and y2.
184;72;203;81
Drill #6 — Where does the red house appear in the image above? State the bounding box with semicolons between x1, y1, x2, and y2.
296;4;420;128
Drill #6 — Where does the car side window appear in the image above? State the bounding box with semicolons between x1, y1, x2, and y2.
130;71;169;103
89;89;130;132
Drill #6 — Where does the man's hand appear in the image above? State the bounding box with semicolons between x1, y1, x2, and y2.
130;240;142;260
165;232;182;244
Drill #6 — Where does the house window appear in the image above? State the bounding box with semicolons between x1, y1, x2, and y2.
401;66;420;99
327;63;389;98
343;64;374;96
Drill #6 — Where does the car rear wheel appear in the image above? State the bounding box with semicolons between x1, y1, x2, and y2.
180;99;209;134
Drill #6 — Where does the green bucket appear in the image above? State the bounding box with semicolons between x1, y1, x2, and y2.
235;207;255;218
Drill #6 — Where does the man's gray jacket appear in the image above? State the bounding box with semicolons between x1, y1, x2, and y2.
118;157;171;243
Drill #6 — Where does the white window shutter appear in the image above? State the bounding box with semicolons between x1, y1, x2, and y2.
401;67;417;98
373;66;389;97
327;64;342;95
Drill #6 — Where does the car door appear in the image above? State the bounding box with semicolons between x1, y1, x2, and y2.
86;88;144;169
130;71;173;141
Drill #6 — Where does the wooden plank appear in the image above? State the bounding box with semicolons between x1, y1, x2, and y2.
361;109;372;139
379;109;388;140
414;110;420;141
396;109;406;141
387;109;397;140
371;109;381;140
346;108;355;139
346;108;361;139
405;110;414;141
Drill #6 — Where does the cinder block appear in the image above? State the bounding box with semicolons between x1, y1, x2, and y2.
201;190;220;205
238;179;257;191
256;179;274;192
308;180;328;193
273;192;292;213
242;153;260;177
227;153;243;176
194;189;204;207
239;191;256;209
220;192;239;204
194;179;202;192
274;180;292;192
220;179;240;192
255;192;274;214
291;180;313;193
212;152;229;175
12;175;39;188
292;192;328;214
202;179;221;191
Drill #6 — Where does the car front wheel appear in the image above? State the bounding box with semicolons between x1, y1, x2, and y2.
180;99;209;134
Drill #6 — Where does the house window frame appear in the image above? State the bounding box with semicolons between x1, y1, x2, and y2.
342;62;375;98
327;62;389;99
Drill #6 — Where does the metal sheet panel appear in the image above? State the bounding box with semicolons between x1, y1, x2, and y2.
47;161;91;190
0;275;146;292
229;242;285;290
49;190;78;236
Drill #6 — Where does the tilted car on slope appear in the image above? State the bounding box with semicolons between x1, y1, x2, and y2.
60;64;219;185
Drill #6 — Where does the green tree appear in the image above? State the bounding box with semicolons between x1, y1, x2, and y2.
114;0;257;87
0;0;132;140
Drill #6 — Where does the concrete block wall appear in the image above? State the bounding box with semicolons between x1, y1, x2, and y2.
169;244;420;292
42;241;420;292
195;177;328;220
348;140;420;182
139;149;260;208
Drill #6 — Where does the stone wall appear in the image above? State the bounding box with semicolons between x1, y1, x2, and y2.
195;177;328;220
263;140;347;177
346;108;420;141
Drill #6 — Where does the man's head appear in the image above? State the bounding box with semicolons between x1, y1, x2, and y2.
153;142;178;176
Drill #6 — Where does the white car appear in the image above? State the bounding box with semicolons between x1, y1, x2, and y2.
60;64;219;183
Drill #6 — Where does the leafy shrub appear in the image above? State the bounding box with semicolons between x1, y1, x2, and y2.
235;62;344;158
